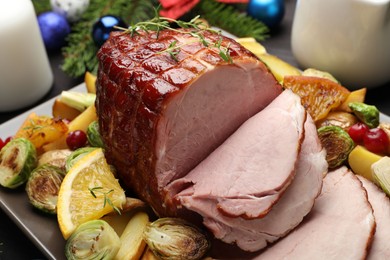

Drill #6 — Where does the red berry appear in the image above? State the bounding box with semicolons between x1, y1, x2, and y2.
348;123;369;143
363;128;389;154
66;130;87;150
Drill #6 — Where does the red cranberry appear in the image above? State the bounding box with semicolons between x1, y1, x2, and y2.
348;123;369;143
66;130;87;150
363;128;389;154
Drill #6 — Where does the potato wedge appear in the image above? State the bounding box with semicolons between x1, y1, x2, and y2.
338;88;367;112
84;71;97;94
42;105;97;151
348;145;383;182
114;211;149;260
52;99;81;121
141;247;159;260
102;198;146;236
259;53;301;82
14;113;68;152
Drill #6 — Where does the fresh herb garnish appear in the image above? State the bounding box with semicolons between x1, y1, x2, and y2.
119;12;233;63
89;186;121;215
22;119;45;134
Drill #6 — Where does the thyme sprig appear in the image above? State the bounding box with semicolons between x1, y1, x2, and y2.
22;119;45;134
121;13;233;63
89;186;121;215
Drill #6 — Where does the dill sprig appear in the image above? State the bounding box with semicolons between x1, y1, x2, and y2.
89;186;121;215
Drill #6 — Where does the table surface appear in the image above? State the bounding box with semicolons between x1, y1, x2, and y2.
0;0;389;259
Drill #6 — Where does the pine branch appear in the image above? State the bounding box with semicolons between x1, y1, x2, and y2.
61;0;158;78
195;0;269;41
32;0;51;14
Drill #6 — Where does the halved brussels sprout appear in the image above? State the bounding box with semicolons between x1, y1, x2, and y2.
0;138;37;188
25;164;65;214
65;147;97;172
318;126;355;169
38;149;72;171
87;121;104;148
349;102;379;128
65;219;121;260
143;218;210;260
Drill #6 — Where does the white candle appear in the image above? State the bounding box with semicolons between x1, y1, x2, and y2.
0;0;53;112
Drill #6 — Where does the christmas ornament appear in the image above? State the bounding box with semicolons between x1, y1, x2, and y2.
92;15;127;47
37;11;71;51
247;0;285;28
50;0;89;22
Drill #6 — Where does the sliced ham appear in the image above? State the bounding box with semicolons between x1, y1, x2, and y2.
173;111;326;252
171;90;306;220
358;176;390;259
96;29;282;217
258;167;375;260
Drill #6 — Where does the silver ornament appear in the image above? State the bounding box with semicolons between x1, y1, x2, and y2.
50;0;90;22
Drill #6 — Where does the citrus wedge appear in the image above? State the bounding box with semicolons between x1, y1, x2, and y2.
57;148;126;239
283;75;350;122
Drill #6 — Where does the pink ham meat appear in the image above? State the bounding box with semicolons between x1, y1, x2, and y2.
258;167;375;260
172;109;327;252
170;90;306;220
358;176;390;259
96;29;283;217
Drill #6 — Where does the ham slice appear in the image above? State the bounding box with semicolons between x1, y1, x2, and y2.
258;167;375;259
171;90;306;220
358;176;390;259
172;110;326;252
96;29;282;217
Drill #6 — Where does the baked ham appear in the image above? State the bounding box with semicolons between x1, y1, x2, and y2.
258;167;375;259
172;104;327;252
358;176;390;259
96;29;282;217
170;89;306;219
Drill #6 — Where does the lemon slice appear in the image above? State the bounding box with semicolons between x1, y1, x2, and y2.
235;37;267;56
57;148;126;239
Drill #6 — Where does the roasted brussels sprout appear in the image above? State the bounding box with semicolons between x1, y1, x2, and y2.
65;147;97;172
318;126;355;169
25;164;65;214
65;219;121;260
38;149;72;171
0;138;37;188
143;218;210;260
87;121;104;148
349;102;379;128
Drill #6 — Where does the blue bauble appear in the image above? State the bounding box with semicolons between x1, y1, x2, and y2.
247;0;285;28
37;11;71;51
92;15;127;47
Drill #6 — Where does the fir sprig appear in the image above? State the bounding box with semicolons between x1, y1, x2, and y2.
32;0;51;14
61;0;158;78
195;0;269;41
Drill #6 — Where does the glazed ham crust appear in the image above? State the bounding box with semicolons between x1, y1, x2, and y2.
96;29;282;216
